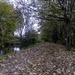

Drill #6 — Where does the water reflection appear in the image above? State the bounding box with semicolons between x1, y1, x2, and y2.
0;50;3;55
0;47;21;56
14;47;20;52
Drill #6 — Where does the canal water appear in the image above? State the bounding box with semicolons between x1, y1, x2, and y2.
0;47;21;56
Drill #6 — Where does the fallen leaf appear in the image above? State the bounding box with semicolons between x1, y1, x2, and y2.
34;67;36;69
73;52;75;54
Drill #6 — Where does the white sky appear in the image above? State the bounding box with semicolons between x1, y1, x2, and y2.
14;24;39;36
9;0;40;36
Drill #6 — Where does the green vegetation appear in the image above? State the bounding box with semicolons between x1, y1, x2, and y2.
0;53;10;59
0;1;16;49
21;30;39;47
0;1;23;52
0;43;44;59
38;0;75;46
25;42;45;49
0;0;75;57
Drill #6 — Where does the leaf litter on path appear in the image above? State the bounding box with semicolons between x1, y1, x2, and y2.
0;42;75;75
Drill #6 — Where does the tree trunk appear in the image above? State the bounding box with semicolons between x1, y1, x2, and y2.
66;23;72;46
20;30;23;48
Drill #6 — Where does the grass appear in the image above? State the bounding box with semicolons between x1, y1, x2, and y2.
25;42;45;49
0;53;10;59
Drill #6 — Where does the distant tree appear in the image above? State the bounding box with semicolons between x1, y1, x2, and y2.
15;6;24;44
15;0;39;34
25;29;38;45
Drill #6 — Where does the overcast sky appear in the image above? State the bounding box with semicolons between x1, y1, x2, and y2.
8;0;40;36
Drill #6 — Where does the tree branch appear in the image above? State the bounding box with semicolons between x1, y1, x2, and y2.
48;14;64;20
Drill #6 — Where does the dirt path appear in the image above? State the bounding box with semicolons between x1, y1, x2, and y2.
0;43;75;75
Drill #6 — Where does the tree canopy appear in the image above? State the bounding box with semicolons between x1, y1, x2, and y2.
38;0;75;46
0;1;23;50
0;1;17;34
